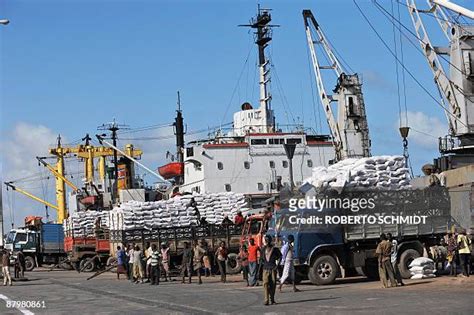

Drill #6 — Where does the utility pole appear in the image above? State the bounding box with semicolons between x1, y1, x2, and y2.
174;91;185;184
98;120;129;203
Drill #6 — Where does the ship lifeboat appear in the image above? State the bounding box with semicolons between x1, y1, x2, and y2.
158;162;184;179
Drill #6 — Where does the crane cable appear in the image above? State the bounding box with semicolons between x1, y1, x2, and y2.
391;0;403;128
353;0;467;129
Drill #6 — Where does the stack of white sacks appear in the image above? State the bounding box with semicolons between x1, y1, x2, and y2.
305;155;411;192
63;211;110;237
108;192;250;231
409;257;436;279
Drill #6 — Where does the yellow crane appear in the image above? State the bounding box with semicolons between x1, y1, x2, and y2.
45;135;143;221
4;182;60;212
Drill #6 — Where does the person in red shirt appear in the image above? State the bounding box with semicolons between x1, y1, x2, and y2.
234;211;245;225
247;238;260;286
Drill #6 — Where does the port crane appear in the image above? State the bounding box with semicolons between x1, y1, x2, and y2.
406;0;474;170
303;9;371;161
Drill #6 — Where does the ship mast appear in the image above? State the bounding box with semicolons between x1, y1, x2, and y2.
240;6;278;133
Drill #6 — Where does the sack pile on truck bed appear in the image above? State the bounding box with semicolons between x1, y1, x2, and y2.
409;257;436;279
109;192;250;231
305;155;412;192
63;211;109;237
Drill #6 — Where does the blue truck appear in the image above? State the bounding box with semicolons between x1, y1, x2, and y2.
4;220;65;271
268;187;457;285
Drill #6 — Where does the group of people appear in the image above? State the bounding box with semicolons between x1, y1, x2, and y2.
115;242;171;285
446;229;472;277
114;234;299;306
238;234;299;305
376;233;404;288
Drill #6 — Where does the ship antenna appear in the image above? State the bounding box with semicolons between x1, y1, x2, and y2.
239;6;279;133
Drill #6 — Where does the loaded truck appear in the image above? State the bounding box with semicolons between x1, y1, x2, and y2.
267;180;473;285
109;222;248;275
4;216;66;271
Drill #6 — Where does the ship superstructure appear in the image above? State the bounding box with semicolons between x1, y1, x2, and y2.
179;8;335;196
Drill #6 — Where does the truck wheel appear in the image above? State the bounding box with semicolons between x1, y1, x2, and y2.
226;253;241;274
80;258;96;273
309;255;338;285
25;256;35;271
399;249;420;279
107;257;117;273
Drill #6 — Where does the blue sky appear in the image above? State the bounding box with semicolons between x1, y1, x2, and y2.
1;0;472;226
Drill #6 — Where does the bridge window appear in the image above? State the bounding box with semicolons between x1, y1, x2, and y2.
244;161;250;169
257;183;264;191
269;161;275;169
282;161;288;168
217;162;223;170
225;184;232;192
286;138;302;145
307;159;313;168
269;138;284;145
251;139;267;145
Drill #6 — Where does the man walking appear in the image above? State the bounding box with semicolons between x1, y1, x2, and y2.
375;234;396;288
132;245;145;284
116;246;127;280
261;235;281;305
279;235;300;292
387;233;404;286
248;238;260;286
160;242;171;282
2;249;12;286
150;244;161;285
193;240;206;284
181;242;193;284
215;241;228;283
457;229;472;277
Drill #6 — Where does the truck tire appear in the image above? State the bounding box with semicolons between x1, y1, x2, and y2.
80;258;96;273
309;255;338;285
107;257;117;273
25;256;35;271
226;253;241;274
399;248;420;279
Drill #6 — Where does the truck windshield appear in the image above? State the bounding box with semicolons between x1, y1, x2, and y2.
5;231;15;244
15;233;27;243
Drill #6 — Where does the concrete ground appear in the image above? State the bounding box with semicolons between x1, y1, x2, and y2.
0;268;472;314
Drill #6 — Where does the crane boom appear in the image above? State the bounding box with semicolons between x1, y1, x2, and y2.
432;0;474;19
36;157;80;192
4;182;59;211
96;135;170;184
303;9;371;161
407;0;474;152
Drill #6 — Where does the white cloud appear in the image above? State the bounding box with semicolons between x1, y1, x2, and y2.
396;111;447;149
1;122;61;228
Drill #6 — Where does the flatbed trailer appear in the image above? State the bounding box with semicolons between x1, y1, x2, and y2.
109;223;244;274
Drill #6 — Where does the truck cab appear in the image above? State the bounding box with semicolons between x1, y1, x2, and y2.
267;207;343;284
5;229;39;270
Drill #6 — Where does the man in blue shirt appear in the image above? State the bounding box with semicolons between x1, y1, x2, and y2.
116;246;126;280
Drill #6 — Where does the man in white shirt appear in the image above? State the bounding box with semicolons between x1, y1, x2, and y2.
387;233;404;286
